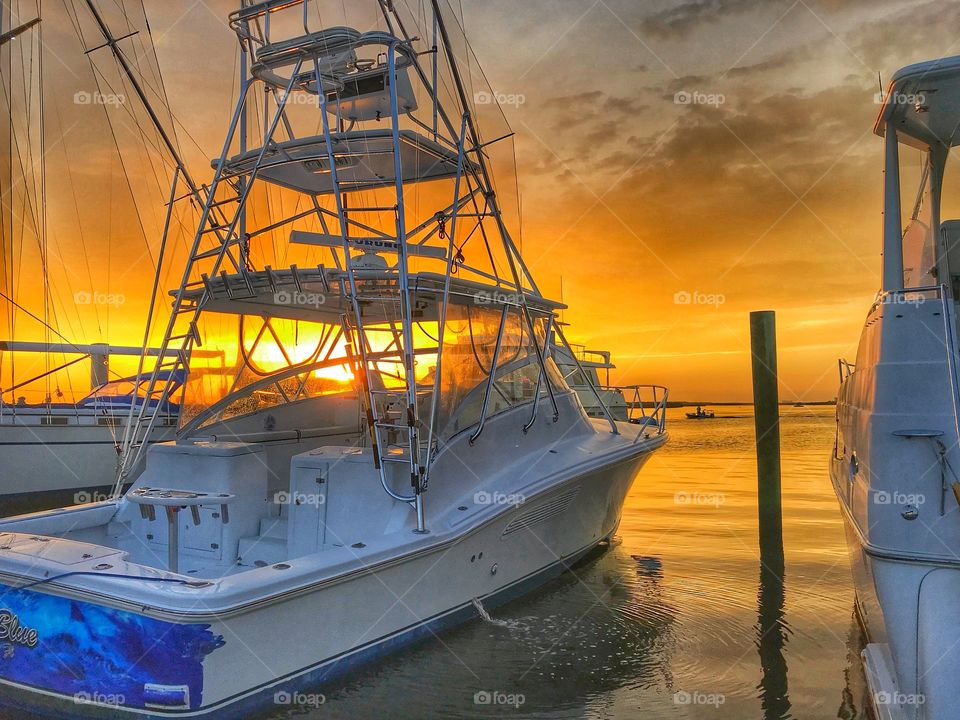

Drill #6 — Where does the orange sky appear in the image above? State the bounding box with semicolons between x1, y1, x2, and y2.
2;0;956;403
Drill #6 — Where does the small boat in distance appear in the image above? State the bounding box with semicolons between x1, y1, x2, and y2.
686;405;715;420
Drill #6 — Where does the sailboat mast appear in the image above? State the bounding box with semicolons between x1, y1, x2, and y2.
0;0;7;385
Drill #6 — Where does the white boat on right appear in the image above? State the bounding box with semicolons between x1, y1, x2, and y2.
833;55;960;720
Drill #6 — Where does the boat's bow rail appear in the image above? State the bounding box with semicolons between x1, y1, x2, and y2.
621;385;669;435
838;358;855;384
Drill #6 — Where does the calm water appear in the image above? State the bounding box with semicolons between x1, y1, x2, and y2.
3;405;870;719
258;404;868;720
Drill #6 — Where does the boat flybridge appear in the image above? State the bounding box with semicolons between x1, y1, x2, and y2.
834;55;960;720
0;1;667;717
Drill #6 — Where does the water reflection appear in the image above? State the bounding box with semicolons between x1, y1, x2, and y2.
263;544;677;719
837;610;869;720
757;527;791;719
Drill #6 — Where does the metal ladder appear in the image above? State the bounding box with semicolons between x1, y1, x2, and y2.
335;214;431;533
116;69;302;489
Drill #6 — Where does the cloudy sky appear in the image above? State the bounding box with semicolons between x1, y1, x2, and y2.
455;0;959;401
5;0;959;401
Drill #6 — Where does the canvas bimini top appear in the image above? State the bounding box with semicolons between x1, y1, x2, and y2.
875;54;960;148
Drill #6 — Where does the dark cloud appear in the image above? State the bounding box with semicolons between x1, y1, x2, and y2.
641;0;908;40
641;0;789;39
849;0;960;70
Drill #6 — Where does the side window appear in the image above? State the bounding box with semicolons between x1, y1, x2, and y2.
940;151;960;298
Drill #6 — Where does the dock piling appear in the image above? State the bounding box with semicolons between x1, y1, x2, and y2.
750;310;783;542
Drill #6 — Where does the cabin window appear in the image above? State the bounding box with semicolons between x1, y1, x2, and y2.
900;148;937;289
40;416;69;426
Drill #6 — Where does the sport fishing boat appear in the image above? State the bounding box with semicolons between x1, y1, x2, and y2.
0;1;668;717
833;56;960;720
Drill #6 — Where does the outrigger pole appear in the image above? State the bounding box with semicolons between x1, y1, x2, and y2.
0;16;39;47
81;0;201;201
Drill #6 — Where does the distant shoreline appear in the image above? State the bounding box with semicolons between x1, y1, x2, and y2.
664;400;836;408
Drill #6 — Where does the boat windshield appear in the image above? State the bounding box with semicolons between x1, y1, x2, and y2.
178;312;359;430
84;377;175;405
435;304;567;438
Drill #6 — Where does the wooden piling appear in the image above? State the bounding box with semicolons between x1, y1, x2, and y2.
750;311;789;717
750;311;783;544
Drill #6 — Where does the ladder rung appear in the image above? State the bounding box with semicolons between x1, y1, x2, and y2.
209;195;241;208
193;243;241;260
370;388;431;396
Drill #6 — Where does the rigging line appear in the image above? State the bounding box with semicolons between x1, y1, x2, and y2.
48;82;102;337
0;287;83;349
61;2;172;282
128;0;192;160
4;19;42;245
0;46;43;283
85;61;178;194
82;0;185;155
83;56;157;271
106;137;113;341
38;1;53;401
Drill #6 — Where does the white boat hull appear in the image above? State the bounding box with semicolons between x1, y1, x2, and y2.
0;443;655;717
832;289;960;720
0;423;175;501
